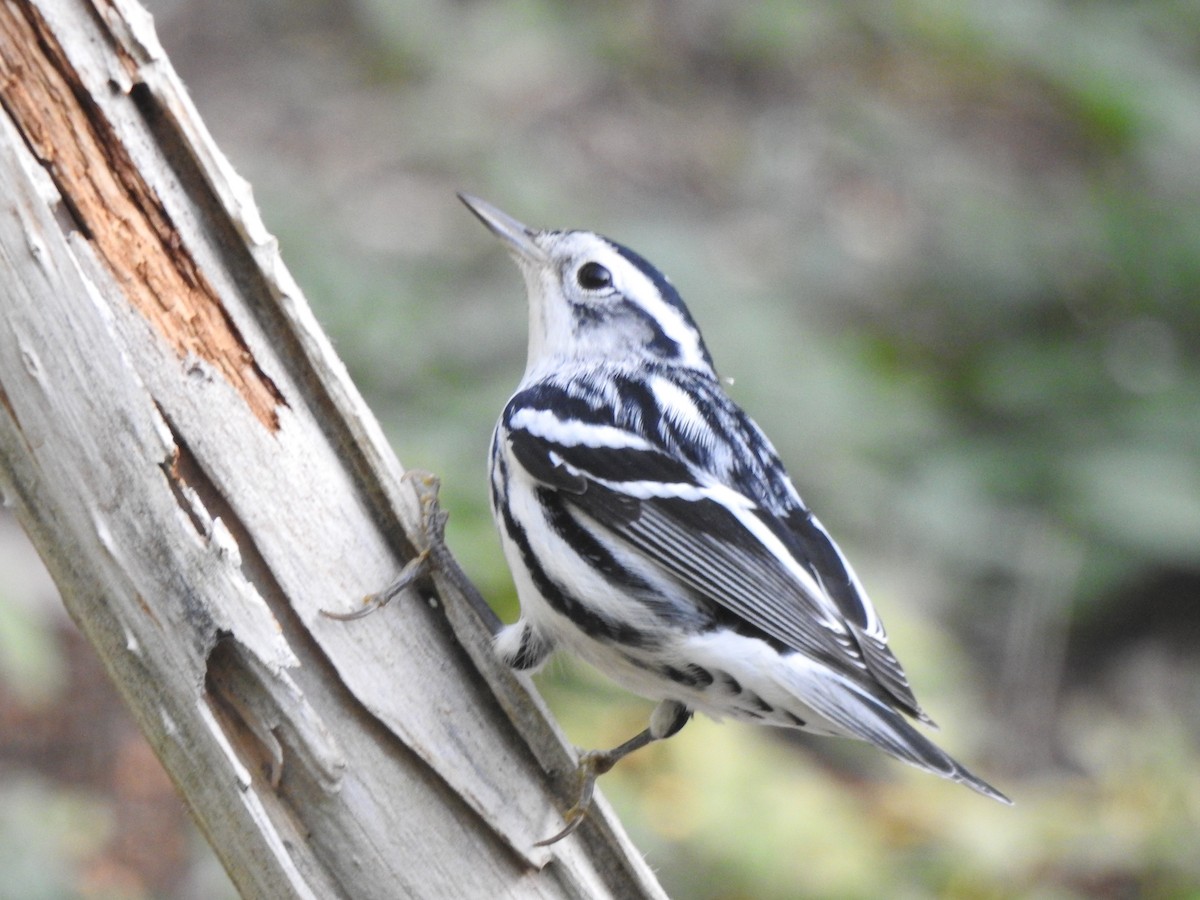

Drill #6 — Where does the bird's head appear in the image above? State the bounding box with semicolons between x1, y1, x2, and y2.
459;194;715;380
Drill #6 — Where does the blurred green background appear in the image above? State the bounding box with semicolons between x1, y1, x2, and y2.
2;0;1199;897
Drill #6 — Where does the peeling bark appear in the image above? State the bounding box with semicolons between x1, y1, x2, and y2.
0;1;665;897
0;0;284;428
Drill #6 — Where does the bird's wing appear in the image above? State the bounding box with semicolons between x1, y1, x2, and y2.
503;394;926;719
770;504;929;722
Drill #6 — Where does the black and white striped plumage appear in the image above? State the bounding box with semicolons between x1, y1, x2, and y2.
462;194;1009;812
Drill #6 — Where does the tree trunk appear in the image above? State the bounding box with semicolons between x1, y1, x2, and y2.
0;1;664;896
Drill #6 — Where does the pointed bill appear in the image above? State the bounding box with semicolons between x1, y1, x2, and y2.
458;193;547;264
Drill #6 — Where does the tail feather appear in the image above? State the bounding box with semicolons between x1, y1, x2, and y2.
870;712;1012;804
781;659;1012;804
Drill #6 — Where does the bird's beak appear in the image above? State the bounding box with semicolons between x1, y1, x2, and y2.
458;193;547;264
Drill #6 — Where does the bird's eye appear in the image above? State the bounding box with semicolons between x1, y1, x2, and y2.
576;262;613;291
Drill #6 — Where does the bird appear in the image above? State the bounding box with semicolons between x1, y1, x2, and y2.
459;193;1011;844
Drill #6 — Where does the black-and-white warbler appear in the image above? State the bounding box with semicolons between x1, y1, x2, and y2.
460;194;1011;844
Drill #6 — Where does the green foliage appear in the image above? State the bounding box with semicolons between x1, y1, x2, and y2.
245;0;1198;893
9;0;1199;894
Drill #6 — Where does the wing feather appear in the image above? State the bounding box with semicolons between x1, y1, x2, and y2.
502;378;930;720
505;425;869;677
777;508;930;722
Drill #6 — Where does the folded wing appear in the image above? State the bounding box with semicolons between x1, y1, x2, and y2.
504;403;930;722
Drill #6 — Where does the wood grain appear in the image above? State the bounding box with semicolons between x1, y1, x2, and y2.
0;0;666;896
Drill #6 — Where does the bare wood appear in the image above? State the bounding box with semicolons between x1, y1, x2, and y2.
0;1;665;896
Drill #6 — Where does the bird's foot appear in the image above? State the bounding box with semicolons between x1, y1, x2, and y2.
534;748;620;847
320;548;431;621
320;470;444;620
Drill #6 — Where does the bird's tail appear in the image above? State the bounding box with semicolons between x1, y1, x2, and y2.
779;660;1012;805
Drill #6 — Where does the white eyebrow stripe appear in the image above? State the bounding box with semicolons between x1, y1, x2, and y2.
611;254;708;370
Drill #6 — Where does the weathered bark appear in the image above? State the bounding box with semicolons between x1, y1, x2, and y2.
0;1;664;897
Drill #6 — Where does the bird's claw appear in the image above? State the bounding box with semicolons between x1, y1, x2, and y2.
534;749;616;847
320;548;431;620
321;470;445;620
405;469;450;550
